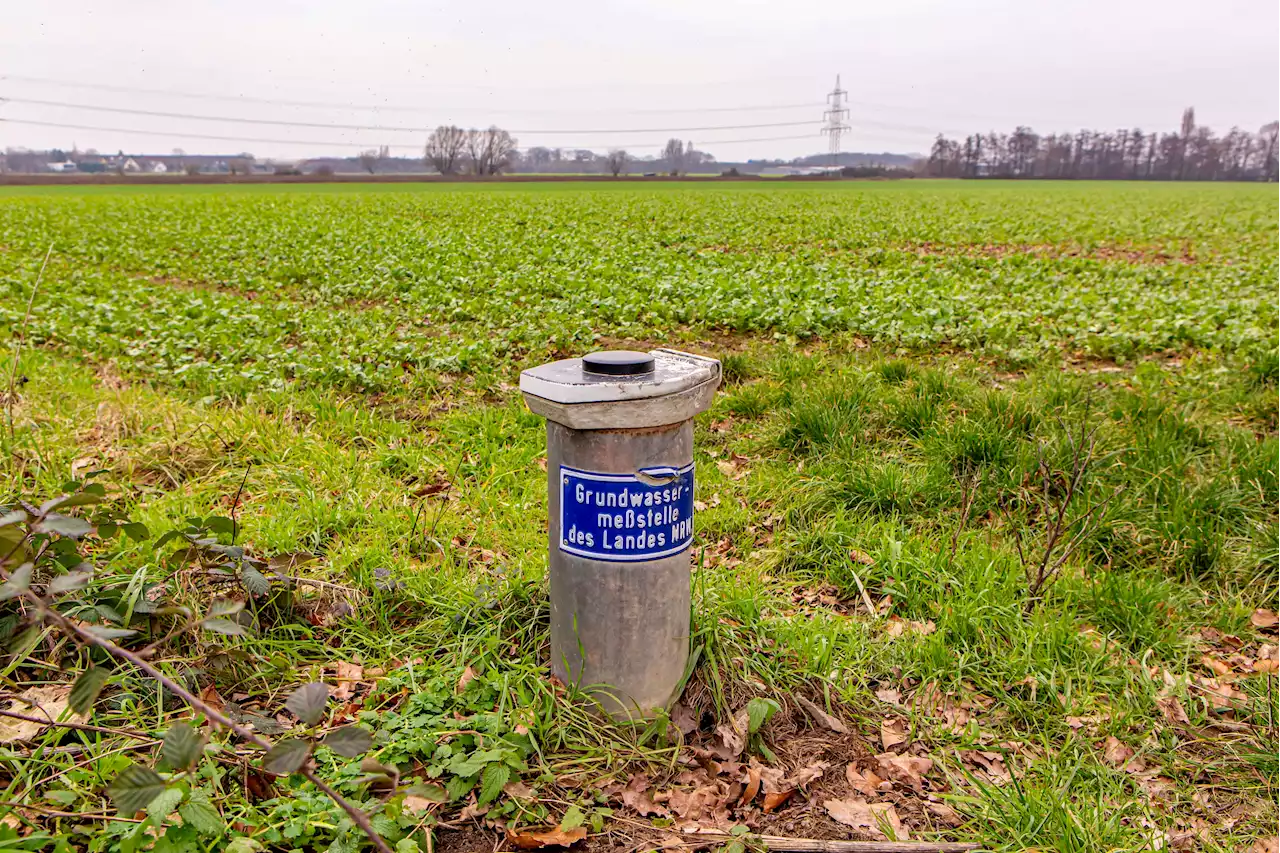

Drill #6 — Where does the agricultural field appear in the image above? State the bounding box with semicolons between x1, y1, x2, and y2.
0;179;1275;853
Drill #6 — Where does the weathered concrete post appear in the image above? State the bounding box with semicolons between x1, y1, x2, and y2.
520;350;721;718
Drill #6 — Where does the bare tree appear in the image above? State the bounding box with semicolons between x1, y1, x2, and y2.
1176;107;1196;179
465;129;485;175
462;127;516;176
481;127;516;175
605;149;629;177
662;138;685;176
358;149;380;174
1261;121;1280;182
525;146;553;172
424;126;466;175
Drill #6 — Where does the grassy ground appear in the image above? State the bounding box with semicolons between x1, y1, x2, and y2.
0;181;1275;852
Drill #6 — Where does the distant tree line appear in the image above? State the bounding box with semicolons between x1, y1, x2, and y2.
926;109;1279;181
421;127;717;176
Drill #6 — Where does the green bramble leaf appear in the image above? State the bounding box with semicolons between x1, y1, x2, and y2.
107;764;167;815
69;665;112;714
207;598;245;618
83;625;138;641
263;738;311;776
40;492;104;513
146;786;184;822
284;682;329;725
179;790;225;835
201;617;248;636
322;726;372;758
49;568;93;595
0;564;33;600
121;522;150;542
161;722;205;771
240;565;270;598
0;510;27;528
33;514;94;539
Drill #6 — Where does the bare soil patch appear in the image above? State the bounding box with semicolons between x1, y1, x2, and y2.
905;240;1201;265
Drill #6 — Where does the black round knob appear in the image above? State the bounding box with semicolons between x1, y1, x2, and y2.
581;350;656;377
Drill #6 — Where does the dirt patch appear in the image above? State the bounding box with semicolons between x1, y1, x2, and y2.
146;275;260;300
905;240;1201;265
434;825;502;853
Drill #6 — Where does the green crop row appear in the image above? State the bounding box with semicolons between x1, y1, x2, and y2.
0;181;1275;397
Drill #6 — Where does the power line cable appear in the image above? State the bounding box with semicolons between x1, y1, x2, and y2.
0;96;824;135
0;74;824;115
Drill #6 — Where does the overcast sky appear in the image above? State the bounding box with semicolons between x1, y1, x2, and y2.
1;0;1276;161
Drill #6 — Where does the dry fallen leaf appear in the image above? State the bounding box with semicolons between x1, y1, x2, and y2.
1200;655;1232;677
507;826;588;849
459;801;489;821
670;702;699;736
0;686;85;744
762;790;793;812
1137;775;1176;803
330;661;365;701
456;666;476;693
849;548;875;566
401;795;438;815
874;687;903;706
961;750;1011;784
1198;677;1248;711
621;773;669;818
740;764;762;806
1252;837;1279;853
874;752;933;792
880;718;908;750
711;707;750;759
503;780;535;799
1102;736;1135;767
796;696;849;734
668;781;734;823
784;761;829;790
1155;695;1190;725
926;801;962;826
845;764;880;796
884;616;935;638
824;798;908;841
715;458;748;481
1250;609;1278;632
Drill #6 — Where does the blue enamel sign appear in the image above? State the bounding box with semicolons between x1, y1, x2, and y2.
559;464;695;562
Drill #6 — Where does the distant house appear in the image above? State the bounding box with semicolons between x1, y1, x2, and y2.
760;165;839;177
46;161;79;173
121;158;141;173
128;154;253;175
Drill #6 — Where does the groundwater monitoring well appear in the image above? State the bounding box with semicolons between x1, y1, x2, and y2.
520;349;721;718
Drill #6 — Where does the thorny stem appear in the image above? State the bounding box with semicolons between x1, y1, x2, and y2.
230;463;252;546
5;243;54;441
1013;411;1122;614
13;584;394;853
948;469;982;562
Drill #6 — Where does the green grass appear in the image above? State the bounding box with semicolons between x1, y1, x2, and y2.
0;180;1274;852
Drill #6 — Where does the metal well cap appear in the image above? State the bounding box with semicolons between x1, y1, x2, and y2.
582;351;655;377
520;348;721;429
